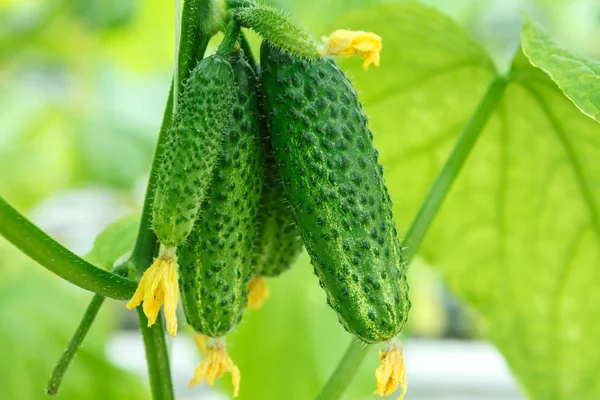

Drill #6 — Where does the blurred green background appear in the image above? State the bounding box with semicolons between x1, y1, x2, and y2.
1;0;600;399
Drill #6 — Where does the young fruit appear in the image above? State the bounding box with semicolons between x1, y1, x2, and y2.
247;123;303;309
152;56;235;249
127;54;235;337
178;52;263;397
260;40;410;344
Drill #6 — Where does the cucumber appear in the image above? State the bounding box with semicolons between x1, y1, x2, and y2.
178;53;263;338
252;124;303;278
152;55;235;248
128;54;236;337
260;41;410;343
246;91;303;310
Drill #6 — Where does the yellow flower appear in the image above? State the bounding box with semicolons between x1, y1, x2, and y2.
126;247;179;337
189;336;241;397
247;276;270;309
321;29;382;70
374;344;407;400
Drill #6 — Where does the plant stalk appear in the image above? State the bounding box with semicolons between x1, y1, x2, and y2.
0;197;136;299
314;341;370;400
217;19;241;56
138;309;174;400
314;75;508;400
46;294;106;396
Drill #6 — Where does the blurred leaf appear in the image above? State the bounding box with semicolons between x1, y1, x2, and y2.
85;213;139;269
332;4;600;399
0;239;148;400
521;14;600;123
69;0;137;31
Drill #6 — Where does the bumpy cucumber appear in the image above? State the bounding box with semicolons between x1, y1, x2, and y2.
152;55;235;248
178;54;263;337
260;41;410;343
252;116;303;277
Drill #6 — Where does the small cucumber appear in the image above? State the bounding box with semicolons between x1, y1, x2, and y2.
152;55;235;248
178;53;263;337
252;121;303;278
260;41;410;343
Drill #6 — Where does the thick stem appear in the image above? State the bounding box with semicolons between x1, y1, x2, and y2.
0;197;136;299
46;294;106;396
314;341;370;400
128;85;173;276
137;309;174;400
313;75;508;400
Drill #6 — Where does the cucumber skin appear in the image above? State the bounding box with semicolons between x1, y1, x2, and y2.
152;55;235;248
252;104;303;277
178;56;263;338
260;41;410;343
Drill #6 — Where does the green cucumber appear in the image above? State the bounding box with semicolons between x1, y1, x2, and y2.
178;53;263;337
252;119;303;278
152;55;235;248
260;41;410;343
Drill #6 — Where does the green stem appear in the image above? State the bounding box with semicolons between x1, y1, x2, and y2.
0;197;136;300
217;20;241;56
402;75;508;262
314;75;508;400
128;84;173;276
46;294;106;396
314;342;370;400
177;0;216;98
239;30;258;71
137;309;174;400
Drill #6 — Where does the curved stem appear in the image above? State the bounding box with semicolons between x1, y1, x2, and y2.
314;342;370;400
138;309;174;400
314;75;509;400
0;197;136;300
46;294;106;396
217;19;241;56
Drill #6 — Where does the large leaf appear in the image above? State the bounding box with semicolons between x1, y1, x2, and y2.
332;4;600;400
521;15;600;123
0;239;148;400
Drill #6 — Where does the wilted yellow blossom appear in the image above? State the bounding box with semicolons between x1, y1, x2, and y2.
189;337;241;397
194;333;209;355
321;29;382;70
374;344;407;400
247;276;270;309
126;247;179;337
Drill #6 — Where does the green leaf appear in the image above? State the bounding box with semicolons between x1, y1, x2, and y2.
521;14;600;123
0;239;148;400
85;213;139;269
331;4;600;400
